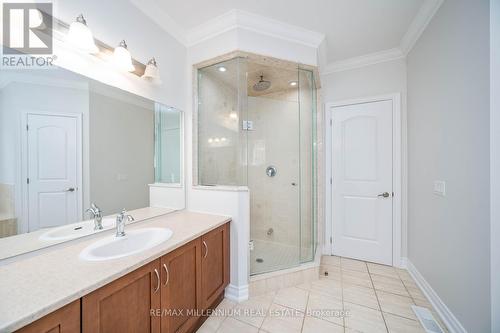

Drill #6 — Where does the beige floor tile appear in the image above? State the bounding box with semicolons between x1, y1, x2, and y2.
217;298;237;311
383;313;425;333
307;292;344;326
321;255;341;267
341;258;368;272
274;287;309;312
344;302;387;333
232;292;275;328
217;317;259;333
197;314;226;333
250;279;268;297
302;316;344;333
367;263;400;279
310;277;343;299
396;269;414;282
320;265;342;281
371;274;409;297
342;269;373;288
413;298;433;310
401;278;419;290
376;290;417;320
343;284;380;310
261;304;305;333
406;285;428;302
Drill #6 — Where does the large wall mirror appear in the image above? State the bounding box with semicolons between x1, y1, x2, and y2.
0;66;183;259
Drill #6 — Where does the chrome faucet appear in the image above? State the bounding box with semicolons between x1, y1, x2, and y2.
86;203;103;231
115;209;135;237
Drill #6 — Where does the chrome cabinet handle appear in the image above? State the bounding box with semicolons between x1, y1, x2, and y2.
66;187;75;192
163;263;169;286
377;192;391;198
153;268;160;293
203;240;208;259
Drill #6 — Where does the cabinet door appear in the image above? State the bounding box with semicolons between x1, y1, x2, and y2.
82;259;161;333
16;300;80;333
201;223;230;309
160;238;201;333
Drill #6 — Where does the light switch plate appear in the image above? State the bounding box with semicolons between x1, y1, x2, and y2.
433;181;446;196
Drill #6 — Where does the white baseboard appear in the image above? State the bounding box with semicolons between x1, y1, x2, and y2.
224;283;249;303
399;256;408;269
406;259;467;333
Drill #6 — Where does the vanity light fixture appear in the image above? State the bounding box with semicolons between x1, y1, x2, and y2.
142;58;162;84
113;40;135;72
289;81;298;87
67;14;98;54
218;66;227;72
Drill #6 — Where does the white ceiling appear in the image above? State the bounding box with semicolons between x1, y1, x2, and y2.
145;0;425;64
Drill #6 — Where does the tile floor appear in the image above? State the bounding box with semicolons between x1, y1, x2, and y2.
197;256;447;333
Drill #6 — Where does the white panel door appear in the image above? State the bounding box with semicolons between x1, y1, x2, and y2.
27;113;80;231
331;100;393;265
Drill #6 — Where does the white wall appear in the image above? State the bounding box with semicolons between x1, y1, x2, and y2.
321;59;408;259
53;0;187;111
407;1;490;331
491;0;500;331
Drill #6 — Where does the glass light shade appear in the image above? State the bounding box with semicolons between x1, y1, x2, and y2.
113;40;135;72
67;15;98;54
142;58;161;84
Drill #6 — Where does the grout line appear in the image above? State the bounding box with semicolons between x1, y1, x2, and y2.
299;291;311;333
367;262;390;333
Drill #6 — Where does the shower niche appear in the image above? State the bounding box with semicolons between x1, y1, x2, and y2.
196;53;318;275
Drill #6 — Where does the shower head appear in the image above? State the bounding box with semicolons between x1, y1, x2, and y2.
253;75;271;92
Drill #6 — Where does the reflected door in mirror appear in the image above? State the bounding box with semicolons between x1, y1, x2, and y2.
27;113;81;231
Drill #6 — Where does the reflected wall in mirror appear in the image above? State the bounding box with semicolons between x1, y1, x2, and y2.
155;104;182;184
0;66;183;259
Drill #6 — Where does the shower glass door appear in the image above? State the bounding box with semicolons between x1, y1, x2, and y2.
248;63;302;275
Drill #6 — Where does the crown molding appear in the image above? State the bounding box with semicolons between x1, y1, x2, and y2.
320;0;443;75
186;9;325;48
129;0;187;46
320;48;405;75
400;0;444;55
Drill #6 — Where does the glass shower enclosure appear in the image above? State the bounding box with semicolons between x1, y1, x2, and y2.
197;56;317;275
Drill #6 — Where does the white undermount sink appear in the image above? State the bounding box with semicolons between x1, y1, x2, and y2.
79;227;173;262
39;218;115;241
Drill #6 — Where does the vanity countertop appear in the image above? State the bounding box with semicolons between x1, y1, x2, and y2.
0;210;231;332
0;206;175;260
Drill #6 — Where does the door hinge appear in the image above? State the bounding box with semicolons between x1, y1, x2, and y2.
330;236;332;244
330;119;333;126
26;178;30;184
26;124;29;131
330;177;332;185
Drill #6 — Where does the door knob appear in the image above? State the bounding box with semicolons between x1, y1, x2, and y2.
377;192;390;198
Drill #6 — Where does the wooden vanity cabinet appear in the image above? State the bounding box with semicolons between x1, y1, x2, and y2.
15;300;80;333
200;223;230;310
160;239;202;333
82;259;162;333
19;222;230;333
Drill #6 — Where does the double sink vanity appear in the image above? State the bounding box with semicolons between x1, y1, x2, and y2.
0;211;230;333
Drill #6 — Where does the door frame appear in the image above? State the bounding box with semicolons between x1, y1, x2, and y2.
20;111;83;232
324;93;403;267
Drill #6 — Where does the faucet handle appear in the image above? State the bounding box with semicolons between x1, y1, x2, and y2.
91;203;101;213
